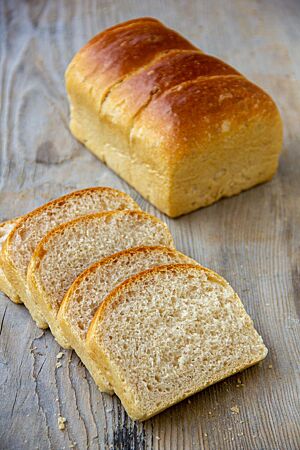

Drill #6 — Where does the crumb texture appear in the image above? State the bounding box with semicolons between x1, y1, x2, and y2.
94;265;267;419
64;247;193;341
9;188;138;277
35;212;173;312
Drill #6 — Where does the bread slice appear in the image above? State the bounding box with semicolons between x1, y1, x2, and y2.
27;211;174;348
1;187;139;328
0;219;20;303
58;246;195;393
87;264;268;420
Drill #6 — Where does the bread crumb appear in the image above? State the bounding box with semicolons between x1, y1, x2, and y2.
156;436;160;440
238;432;244;437
236;380;245;387
69;443;76;449
58;415;67;430
230;405;240;414
268;364;273;369
204;433;208;437
56;352;64;360
208;411;212;415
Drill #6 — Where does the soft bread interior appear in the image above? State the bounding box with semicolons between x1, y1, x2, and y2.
87;264;268;420
58;246;195;393
28;211;174;349
1;187;139;328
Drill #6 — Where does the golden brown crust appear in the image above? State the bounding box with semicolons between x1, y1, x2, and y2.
66;16;279;155
102;51;241;128
65;18;197;109
85;18;160;46
133;75;282;162
66;18;283;217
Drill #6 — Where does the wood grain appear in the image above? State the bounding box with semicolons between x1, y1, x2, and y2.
0;0;299;449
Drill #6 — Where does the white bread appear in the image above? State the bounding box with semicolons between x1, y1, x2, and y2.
87;264;268;420
0;219;20;303
27;211;174;348
66;17;283;217
58;246;195;393
1;187;139;328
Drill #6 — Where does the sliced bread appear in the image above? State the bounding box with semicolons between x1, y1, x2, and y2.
27;211;174;348
87;264;268;420
58;246;195;393
0;219;20;303
1;187;139;328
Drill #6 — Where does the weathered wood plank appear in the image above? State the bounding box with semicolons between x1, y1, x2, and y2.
0;0;299;449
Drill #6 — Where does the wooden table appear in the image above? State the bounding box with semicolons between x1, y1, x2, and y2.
0;0;299;449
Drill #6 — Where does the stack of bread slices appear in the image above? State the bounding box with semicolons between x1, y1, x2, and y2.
0;187;267;420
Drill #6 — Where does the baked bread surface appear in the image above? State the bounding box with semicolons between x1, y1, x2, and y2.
58;246;194;393
27;210;174;348
66;18;283;217
87;264;268;420
0;219;20;303
1;187;139;328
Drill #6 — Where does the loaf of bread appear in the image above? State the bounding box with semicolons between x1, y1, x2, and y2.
1;187;139;328
87;264;268;420
58;246;194;393
66;17;283;217
27;211;174;348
